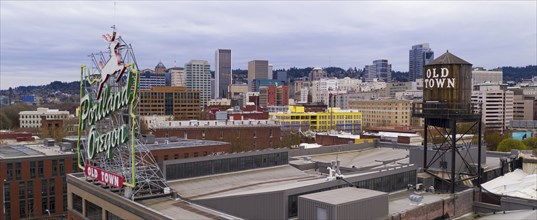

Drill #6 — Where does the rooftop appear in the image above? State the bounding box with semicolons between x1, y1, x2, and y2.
426;51;472;65
144;138;229;150
300;187;387;205
151;119;279;129
168;165;321;199
0;144;74;159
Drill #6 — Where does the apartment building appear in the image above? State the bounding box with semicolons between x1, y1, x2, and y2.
348;99;422;128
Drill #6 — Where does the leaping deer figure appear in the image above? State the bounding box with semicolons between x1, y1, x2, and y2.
96;31;127;99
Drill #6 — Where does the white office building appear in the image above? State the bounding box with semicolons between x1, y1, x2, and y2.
185;60;211;108
19;108;70;129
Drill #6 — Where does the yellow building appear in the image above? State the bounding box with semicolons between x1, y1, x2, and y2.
270;106;362;134
348;99;422;128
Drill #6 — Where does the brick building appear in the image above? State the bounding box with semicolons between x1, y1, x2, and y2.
1;142;77;220
145;138;231;163
151;120;281;151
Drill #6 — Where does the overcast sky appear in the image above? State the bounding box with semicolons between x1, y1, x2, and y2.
1;1;536;89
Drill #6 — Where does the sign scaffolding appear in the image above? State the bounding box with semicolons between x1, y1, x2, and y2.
77;28;170;200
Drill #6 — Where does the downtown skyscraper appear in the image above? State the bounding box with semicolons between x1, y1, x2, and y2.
409;43;434;81
185;60;211;108
215;49;232;99
248;60;269;92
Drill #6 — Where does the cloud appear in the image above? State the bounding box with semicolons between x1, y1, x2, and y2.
1;1;536;89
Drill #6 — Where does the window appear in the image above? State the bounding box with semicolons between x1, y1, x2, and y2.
85;200;103;219
164;155;168;161
27;181;33;199
19;181;25;200
184;153;189;158
27;162;37;181
49;179;55;196
7;163;13;180
174;154;179;160
42;199;48;215
194;152;199;157
41;179;47;196
72;193;83;213
52;160;58;176
4;183;10;201
59;159;65;175
15;162;21;180
19;200;26;218
38;161;44;177
106;211;123;220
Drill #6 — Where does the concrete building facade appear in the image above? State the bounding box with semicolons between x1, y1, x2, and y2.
247;60;269;92
472;84;514;132
348;99;422;128
472;68;503;85
138;86;201;120
409;43;434;81
19;108;70;129
185;60;211;108
215;49;232;99
168;67;185;87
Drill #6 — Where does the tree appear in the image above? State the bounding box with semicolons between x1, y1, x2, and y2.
484;131;505;151
0;112;12;130
496;138;528;152
522;137;537;149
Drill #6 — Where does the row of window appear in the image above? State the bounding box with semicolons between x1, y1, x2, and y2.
3;178;67;219
72;193;122;220
20;114;67;119
165;152;289;180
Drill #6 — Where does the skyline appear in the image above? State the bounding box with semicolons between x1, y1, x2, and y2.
1;1;536;89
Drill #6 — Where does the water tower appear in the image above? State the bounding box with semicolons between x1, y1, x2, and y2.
413;51;483;193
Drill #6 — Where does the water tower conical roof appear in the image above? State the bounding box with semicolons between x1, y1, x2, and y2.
426;51;472;66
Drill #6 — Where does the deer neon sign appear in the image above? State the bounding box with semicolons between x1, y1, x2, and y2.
96;31;127;99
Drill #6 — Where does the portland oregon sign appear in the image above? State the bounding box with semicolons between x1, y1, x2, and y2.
76;28;168;198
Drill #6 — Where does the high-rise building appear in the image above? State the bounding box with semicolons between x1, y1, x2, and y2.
268;64;273;80
168;67;185;87
409;43;434;81
472;84;514;133
185;60;211;108
215;49;232;99
139;69;166;90
364;60;392;82
248;60;269;91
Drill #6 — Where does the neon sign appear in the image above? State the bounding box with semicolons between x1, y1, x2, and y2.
77;30;139;189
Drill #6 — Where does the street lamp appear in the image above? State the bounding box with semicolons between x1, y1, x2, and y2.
45;209;51;216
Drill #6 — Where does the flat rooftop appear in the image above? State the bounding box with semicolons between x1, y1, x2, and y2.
0;144;73;159
144;138;229;151
388;190;449;214
302;147;410;169
300;187;387;205
168;165;322;199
